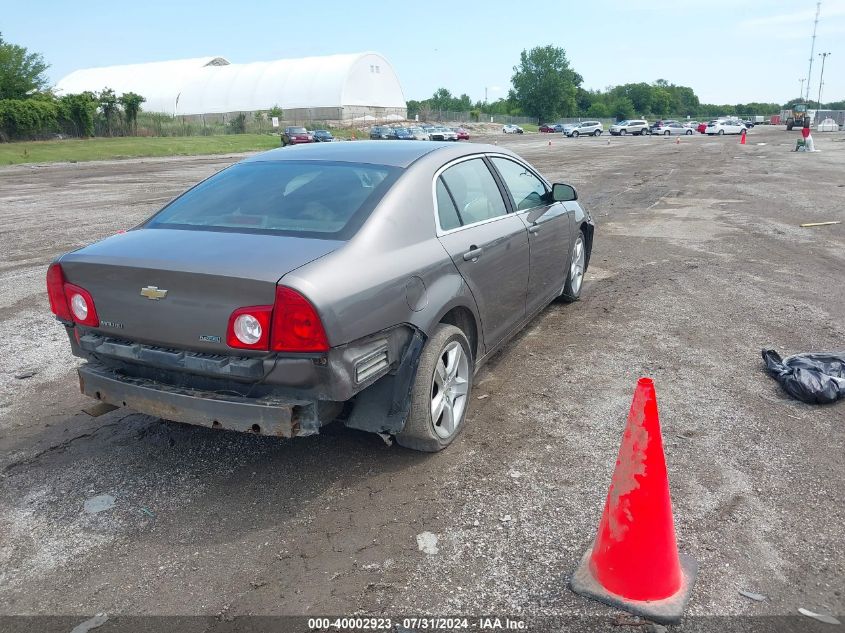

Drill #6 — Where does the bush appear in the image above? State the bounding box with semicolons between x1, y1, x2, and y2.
0;97;58;140
58;92;98;137
227;112;246;134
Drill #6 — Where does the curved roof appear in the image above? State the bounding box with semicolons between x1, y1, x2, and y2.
54;52;406;116
55;57;229;114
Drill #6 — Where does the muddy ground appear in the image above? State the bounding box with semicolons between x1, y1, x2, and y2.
0;128;843;631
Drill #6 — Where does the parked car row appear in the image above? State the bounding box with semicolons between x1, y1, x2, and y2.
370;125;470;141
538;121;604;136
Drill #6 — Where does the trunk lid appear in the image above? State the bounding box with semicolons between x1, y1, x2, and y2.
60;228;342;353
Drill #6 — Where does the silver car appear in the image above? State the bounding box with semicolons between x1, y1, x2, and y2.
47;142;594;452
567;121;603;137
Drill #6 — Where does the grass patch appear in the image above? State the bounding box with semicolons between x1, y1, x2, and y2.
0;134;284;165
519;123;539;133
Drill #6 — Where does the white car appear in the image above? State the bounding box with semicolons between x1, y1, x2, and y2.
502;124;524;134
408;126;430;140
428;126;458;141
567;121;603;137
609;119;650;136
706;120;747;135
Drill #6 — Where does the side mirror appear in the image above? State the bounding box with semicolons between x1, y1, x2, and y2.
552;183;577;202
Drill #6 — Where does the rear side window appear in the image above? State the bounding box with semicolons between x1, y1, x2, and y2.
436;178;462;230
491;157;547;211
440;158;507;226
146;161;399;239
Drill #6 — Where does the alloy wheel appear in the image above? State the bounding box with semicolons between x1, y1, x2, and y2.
430;341;470;439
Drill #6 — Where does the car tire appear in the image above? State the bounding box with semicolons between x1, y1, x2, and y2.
572;131;579;138
395;324;473;452
558;229;587;303
664;130;670;136
718;129;725;135
686;129;693;135
642;129;649;136
594;130;602;136
621;129;627;136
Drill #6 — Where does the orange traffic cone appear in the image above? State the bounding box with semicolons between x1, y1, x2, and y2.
740;130;747;145
675;137;680;145
570;378;697;624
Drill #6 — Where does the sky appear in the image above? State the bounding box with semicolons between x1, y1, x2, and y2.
3;0;844;106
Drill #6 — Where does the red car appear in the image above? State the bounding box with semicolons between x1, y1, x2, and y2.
281;126;313;146
539;123;556;133
696;122;708;134
454;127;470;140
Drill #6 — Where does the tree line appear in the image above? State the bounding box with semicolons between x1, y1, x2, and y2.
408;45;844;123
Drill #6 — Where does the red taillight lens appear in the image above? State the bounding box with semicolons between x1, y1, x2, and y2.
270;287;329;352
46;263;72;321
64;283;99;326
226;305;272;349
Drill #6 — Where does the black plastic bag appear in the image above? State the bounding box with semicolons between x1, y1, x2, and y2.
762;349;845;404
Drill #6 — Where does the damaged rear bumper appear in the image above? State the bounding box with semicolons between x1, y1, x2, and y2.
78;362;319;437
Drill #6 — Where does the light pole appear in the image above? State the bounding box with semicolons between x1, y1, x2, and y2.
817;52;831;109
799;78;806;101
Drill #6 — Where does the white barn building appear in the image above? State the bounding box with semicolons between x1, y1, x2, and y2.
55;52;407;121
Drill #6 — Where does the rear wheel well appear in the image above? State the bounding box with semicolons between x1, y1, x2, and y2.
580;221;594;271
439;307;478;362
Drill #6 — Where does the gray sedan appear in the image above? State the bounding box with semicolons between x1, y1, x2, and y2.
47;142;594;452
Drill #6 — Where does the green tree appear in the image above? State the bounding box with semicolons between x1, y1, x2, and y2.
268;104;283;118
98;87;119;136
611;96;635;121
430;87;453;112
587;102;610;118
0;33;50;100
650;88;672;116
118;92;145;133
511;45;582;121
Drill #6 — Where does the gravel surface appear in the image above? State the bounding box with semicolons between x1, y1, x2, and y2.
0;128;843;630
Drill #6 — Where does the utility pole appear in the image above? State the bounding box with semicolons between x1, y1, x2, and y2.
817;52;831;109
805;2;821;102
799;78;806;101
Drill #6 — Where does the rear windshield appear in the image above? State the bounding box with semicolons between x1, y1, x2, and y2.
288;127;307;134
145;161;400;240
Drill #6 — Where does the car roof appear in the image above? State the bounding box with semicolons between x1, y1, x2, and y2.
244;140;475;168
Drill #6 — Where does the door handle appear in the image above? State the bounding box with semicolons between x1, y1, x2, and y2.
528;224;542;234
462;246;484;261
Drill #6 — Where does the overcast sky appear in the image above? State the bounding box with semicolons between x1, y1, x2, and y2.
5;0;844;106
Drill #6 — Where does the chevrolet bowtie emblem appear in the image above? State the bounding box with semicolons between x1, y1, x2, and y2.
140;286;168;300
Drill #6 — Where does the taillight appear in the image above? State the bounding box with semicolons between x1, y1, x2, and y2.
270;287;329;352
226;305;272;349
64;283;99;326
46;263;100;326
46;263;72;321
225;287;328;353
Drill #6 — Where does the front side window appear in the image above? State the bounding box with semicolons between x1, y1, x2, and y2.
440;158;508;226
146;161;398;239
491;157;547;211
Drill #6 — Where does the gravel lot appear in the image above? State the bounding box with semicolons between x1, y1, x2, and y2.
1;128;843;631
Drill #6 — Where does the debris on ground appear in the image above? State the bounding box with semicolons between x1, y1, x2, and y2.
739;589;767;601
477;394;490;400
140;507;155;518
416;532;439;555
798;608;841;625
82;402;118;417
83;494;115;514
762;349;845;404
13;368;38;379
70;613;108;633
800;221;841;227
